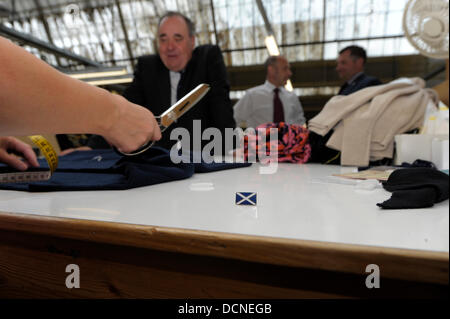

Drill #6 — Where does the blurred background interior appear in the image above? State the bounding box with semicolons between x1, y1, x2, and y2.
0;0;448;151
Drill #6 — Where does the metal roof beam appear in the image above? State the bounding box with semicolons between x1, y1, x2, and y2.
209;0;219;45
0;23;102;67
0;2;11;18
255;0;274;35
33;0;61;66
115;0;135;70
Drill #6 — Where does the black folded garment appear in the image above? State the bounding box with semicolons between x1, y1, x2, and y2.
377;168;449;209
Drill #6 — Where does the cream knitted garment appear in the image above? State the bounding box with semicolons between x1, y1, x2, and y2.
308;78;438;166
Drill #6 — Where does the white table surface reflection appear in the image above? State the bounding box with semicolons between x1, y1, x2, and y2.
0;163;448;253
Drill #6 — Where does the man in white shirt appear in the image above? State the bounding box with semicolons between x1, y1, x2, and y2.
233;55;305;129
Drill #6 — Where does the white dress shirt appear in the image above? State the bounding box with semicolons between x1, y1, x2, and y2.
169;71;181;105
233;80;305;128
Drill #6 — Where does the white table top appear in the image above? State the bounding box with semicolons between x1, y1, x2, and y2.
0;163;448;253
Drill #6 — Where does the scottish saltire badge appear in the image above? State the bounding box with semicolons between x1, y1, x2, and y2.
236;192;257;206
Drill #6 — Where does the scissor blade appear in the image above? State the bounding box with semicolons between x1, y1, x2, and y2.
159;83;210;128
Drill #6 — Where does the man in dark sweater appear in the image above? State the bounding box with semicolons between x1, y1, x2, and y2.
336;45;382;96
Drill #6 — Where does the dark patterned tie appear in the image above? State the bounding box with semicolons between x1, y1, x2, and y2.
273;88;285;123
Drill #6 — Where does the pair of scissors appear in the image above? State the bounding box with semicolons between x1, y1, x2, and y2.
117;83;211;156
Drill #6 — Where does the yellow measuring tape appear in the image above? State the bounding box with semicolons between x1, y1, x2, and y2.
0;135;58;183
28;135;59;173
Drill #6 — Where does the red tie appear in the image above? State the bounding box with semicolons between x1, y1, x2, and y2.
273;88;285;123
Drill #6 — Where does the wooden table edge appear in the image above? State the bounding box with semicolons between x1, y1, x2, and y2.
0;210;448;285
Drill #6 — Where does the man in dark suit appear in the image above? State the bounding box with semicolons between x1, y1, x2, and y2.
336;45;381;96
87;11;235;155
308;46;383;164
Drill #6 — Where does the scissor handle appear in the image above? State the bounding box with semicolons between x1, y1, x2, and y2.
116;116;166;156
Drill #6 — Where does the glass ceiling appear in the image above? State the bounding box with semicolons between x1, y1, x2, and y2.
1;0;417;74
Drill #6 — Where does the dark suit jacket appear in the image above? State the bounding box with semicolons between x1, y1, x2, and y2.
89;45;236;153
338;73;382;96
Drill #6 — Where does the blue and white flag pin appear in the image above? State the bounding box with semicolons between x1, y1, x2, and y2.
236;192;257;206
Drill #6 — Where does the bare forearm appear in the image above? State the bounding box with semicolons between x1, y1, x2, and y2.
0;37;161;153
0;37;116;136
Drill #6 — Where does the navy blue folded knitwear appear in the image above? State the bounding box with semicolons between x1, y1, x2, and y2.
0;147;251;192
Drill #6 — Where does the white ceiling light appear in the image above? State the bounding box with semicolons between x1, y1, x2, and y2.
264;35;280;56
